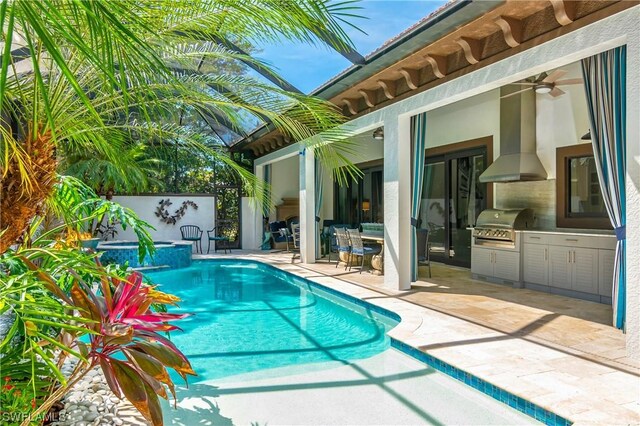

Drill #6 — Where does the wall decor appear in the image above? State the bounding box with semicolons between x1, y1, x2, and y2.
155;198;199;225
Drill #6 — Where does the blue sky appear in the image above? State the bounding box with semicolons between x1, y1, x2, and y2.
253;1;448;93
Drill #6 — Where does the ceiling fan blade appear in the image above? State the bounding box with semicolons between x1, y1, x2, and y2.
543;69;567;83
536;72;548;83
509;82;537;86
501;87;532;99
555;78;583;85
549;87;565;97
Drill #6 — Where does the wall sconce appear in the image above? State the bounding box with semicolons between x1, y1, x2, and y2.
362;200;370;211
372;127;384;140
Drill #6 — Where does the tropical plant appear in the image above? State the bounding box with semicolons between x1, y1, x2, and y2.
22;270;195;426
1;0;364;252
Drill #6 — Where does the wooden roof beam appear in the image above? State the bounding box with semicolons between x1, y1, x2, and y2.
550;0;577;26
456;36;482;65
423;54;447;78
343;98;358;115
358;89;376;108
399;67;420;90
377;79;396;100
494;15;524;47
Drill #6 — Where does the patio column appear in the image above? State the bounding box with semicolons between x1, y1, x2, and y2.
384;114;412;291
299;147;316;263
625;37;640;360
253;164;266;250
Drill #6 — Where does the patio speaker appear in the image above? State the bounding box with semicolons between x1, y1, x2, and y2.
372;127;384;140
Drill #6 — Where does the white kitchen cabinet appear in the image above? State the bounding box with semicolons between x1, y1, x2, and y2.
523;243;548;285
549;245;572;290
598;249;615;297
493;250;521;282
572;248;599;294
471;247;494;277
471;247;520;283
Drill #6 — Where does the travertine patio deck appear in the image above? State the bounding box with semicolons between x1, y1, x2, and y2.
195;251;640;425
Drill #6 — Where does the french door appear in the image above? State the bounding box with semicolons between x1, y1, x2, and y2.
420;147;488;267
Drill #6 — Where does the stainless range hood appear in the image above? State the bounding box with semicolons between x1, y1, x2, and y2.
479;87;548;183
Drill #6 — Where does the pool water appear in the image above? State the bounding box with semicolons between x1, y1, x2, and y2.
145;260;397;382
146;260;539;425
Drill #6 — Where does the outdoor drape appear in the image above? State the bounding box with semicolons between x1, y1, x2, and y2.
581;45;627;329
314;157;324;258
411;113;427;281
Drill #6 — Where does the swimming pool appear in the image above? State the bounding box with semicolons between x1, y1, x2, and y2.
145;260;543;425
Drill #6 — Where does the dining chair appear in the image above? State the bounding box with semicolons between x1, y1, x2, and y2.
290;223;301;263
346;228;380;273
334;227;351;269
180;225;203;254
206;227;231;254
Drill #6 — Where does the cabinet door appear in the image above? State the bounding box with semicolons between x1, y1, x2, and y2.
549;246;572;289
523;243;548;285
598;249;615;297
572;248;599;294
493;250;520;282
471;247;494;277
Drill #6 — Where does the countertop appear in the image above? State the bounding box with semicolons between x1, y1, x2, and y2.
520;229;615;237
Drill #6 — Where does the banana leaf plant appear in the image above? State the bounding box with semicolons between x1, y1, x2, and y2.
70;270;196;426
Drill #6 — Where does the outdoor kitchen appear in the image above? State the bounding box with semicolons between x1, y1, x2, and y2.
468;65;616;306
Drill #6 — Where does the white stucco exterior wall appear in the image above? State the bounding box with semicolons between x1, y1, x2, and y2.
110;195;215;241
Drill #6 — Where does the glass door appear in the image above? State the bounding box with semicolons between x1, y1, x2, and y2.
420;148;487;268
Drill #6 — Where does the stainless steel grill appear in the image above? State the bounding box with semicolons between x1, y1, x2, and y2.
473;208;535;248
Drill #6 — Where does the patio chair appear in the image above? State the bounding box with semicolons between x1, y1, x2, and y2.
334;227;351;270
346;228;381;274
416;228;432;278
326;223;349;264
206;227;231;254
180;225;203;254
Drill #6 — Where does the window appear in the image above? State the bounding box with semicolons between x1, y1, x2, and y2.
556;144;610;229
334;161;383;226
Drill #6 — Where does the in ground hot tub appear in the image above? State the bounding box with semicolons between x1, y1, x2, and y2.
97;241;193;269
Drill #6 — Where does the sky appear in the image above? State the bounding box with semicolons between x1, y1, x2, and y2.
253;1;448;94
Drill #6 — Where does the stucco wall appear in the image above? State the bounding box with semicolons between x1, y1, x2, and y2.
110;195;215;242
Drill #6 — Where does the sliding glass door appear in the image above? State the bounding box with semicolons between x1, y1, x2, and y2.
419;147;487;267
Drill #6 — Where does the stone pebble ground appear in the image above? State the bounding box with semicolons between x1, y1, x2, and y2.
51;362;149;426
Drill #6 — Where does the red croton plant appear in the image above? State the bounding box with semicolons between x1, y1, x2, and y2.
70;271;196;425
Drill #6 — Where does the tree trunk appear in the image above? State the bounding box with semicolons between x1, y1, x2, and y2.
0;132;57;254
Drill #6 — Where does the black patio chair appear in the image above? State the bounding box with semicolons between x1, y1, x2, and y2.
207;227;231;254
180;225;203;253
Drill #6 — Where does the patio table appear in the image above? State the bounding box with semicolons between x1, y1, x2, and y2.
360;232;384;274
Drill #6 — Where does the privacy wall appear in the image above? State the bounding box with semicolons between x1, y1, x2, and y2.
110;195;215;241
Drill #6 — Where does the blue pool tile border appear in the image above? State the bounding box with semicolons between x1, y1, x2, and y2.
390;339;572;426
195;259;572;426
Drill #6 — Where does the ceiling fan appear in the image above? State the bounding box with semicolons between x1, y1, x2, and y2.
501;70;583;99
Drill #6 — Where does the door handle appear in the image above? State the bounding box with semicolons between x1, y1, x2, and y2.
572;251;576;263
544;248;548;261
567;251;570;264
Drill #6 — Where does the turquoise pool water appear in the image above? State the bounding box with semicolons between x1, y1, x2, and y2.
145;260;397;382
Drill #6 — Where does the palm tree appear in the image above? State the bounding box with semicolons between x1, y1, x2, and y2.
0;0;363;252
